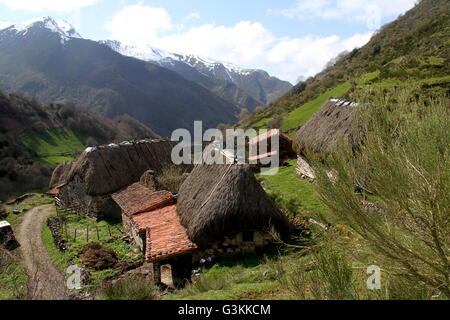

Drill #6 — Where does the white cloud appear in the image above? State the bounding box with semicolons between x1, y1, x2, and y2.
105;5;173;44
267;32;374;81
184;12;200;21
154;21;275;65
268;0;417;29
105;5;374;83
0;0;102;12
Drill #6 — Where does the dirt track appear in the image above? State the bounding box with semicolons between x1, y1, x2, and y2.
16;204;67;300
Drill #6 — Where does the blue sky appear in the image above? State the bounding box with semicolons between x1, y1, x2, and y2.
0;0;417;83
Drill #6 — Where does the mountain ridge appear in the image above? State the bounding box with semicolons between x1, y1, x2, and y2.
0;90;159;200
0;17;243;136
101;39;293;107
240;0;450;131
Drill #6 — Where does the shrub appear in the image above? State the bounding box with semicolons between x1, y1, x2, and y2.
185;272;231;294
314;88;450;298
99;276;159;300
156;165;189;194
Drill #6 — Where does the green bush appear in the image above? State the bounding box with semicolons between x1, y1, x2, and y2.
314;88;449;298
99;276;159;300
156;165;188;194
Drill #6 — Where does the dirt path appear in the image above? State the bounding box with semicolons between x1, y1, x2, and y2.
16;204;67;300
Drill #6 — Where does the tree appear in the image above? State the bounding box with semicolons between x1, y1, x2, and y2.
296;75;306;84
324;50;350;71
314;88;450;298
85;136;98;147
267;115;283;129
253;106;266;114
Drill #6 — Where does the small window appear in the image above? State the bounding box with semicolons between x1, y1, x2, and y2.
242;231;254;242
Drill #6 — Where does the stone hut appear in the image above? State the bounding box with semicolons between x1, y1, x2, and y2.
112;184;196;287
50;139;175;220
112;164;292;287
248;129;296;165
177;164;292;257
293;99;359;181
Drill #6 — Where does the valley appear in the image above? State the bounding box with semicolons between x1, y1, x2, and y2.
0;0;448;304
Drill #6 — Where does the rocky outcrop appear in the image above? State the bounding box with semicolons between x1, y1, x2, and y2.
296;155;316;181
0;221;20;250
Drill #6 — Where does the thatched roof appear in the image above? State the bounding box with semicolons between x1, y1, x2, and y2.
177;164;292;247
49;162;75;188
294;99;358;157
53;139;175;196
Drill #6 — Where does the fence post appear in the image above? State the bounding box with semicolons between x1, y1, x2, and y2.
86;227;89;242
74;229;77;242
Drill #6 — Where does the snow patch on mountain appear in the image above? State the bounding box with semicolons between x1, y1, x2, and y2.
102;40;254;81
99;40;178;62
6;17;81;44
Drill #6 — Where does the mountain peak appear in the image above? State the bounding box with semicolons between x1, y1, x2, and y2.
102;40;254;79
7;16;81;42
99;40;176;62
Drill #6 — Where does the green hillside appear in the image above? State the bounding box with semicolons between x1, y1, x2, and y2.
0;91;158;200
240;0;450;130
21;128;87;168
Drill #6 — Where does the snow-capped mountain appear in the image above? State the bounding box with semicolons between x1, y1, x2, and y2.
100;40;177;62
0;17;241;136
101;40;292;105
2;17;81;44
100;40;253;80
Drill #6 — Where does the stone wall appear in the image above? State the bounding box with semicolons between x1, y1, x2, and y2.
46;216;68;251
59;174;121;221
192;230;272;262
121;212;145;250
296;155;316;181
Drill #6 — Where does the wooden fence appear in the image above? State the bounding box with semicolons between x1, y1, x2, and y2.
55;207;125;243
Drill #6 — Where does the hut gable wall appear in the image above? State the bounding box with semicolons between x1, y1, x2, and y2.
59;173;121;220
122;211;145;250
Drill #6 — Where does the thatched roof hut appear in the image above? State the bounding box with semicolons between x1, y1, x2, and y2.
294;99;358;158
248;129;296;163
49;162;74;189
177;164;292;247
53;139;175;197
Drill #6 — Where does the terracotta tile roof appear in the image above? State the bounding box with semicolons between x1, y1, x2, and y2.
112;184;175;216
248;150;279;162
47;183;66;196
249;129;293;145
131;205;197;262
